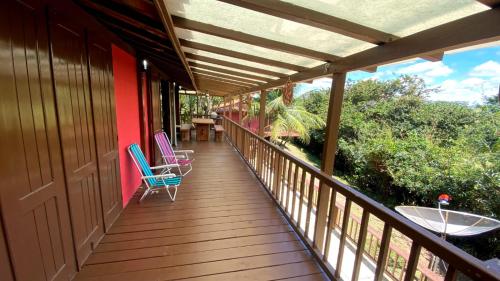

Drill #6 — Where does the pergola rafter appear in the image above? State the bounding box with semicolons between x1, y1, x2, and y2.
217;0;397;44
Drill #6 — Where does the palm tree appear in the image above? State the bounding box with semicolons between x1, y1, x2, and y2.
245;94;324;146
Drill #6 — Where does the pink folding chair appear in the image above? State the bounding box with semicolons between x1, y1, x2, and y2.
154;130;194;176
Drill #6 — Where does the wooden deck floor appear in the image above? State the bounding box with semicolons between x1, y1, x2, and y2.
74;139;328;281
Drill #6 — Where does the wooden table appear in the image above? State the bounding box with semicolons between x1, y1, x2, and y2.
192;118;214;141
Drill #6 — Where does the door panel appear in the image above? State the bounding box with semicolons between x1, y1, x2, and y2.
0;1;77;280
87;36;123;230
49;12;104;267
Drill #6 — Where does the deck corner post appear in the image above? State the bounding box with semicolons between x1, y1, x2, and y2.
313;72;347;254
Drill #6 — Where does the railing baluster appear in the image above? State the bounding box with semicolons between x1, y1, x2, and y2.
323;189;337;261
335;199;352;280
375;224;392;281
279;158;287;206
352;210;370;281
404;242;422;281
297;170;307;230
273;153;283;200
285;160;293;212
263;145;269;185
305;175;316;238
291;166;300;221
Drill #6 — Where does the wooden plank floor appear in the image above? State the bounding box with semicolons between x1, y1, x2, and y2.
74;138;328;281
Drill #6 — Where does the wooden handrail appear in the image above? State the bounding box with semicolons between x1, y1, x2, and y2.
222;117;498;281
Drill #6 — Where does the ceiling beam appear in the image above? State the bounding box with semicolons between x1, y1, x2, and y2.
185;53;287;78
243;8;500;93
180;39;307;71
217;0;396;44
193;72;260;87
154;0;198;90
189;61;274;82
191;68;264;85
172;16;340;62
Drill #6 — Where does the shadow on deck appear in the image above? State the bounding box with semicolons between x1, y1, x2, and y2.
74;139;328;281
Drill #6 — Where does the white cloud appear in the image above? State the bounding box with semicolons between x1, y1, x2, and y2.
430;77;498;104
469;60;500;78
396;61;453;83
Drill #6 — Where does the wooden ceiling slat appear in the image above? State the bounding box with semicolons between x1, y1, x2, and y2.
179;39;307;71
191;69;264;85
189;61;274;83
243;8;500;93
172;16;340;62
185;53;287;78
217;0;397;44
193;72;259;87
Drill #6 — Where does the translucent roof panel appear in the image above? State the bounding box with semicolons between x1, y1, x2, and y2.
190;66;269;83
182;46;296;75
175;28;324;68
283;0;489;37
187;59;279;80
166;0;375;57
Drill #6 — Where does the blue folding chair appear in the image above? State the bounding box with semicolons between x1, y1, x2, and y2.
128;143;182;202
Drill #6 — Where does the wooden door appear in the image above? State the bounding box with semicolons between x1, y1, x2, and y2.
151;76;163;165
0;212;14;281
49;11;104;268
87;36;123;230
0;1;77;280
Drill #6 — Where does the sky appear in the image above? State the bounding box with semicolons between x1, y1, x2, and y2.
294;42;500;104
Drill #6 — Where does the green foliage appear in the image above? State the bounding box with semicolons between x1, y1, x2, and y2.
266;95;325;145
299;75;500;258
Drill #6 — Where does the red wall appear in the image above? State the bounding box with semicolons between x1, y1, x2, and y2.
112;45;142;207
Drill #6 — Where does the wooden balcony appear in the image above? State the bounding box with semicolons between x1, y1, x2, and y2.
74;140;328;281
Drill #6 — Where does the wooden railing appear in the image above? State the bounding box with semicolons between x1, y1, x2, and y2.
222;117;498;281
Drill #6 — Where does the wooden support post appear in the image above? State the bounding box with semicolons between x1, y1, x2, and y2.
258;90;267;137
238;94;243;125
313;72;347;253
230;96;234;121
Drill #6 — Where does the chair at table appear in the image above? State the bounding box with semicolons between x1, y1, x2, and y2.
154;130;194;176
128;143;182;202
